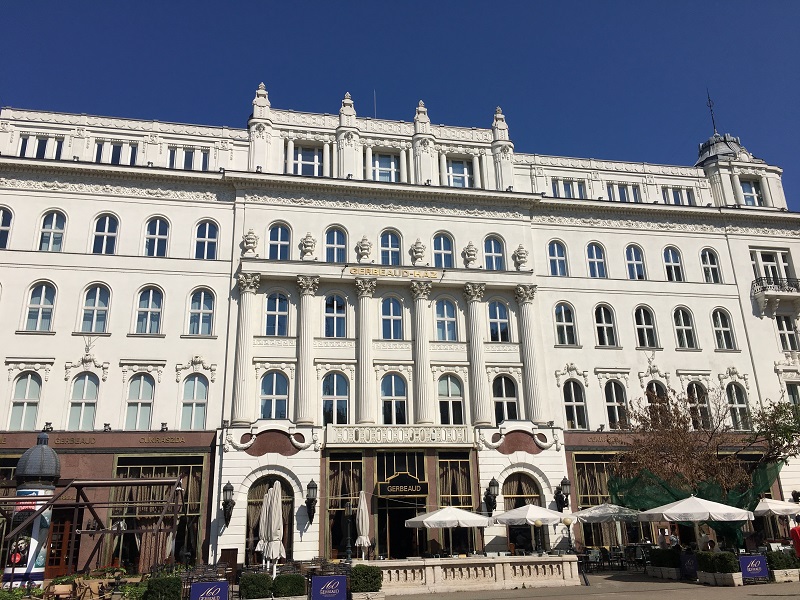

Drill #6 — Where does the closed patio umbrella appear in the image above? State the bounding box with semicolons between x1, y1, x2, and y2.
255;488;272;565
354;490;371;559
266;481;286;577
639;496;753;522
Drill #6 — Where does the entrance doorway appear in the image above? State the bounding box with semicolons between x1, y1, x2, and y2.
45;509;78;579
377;498;425;559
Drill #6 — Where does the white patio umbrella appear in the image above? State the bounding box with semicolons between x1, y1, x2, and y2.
572;502;640;523
639;496;754;522
354;490;371;559
255;488;272;565
405;506;492;528
493;504;567;526
753;498;800;517
266;481;286;577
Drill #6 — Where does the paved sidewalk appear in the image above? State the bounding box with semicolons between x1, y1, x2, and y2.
399;572;800;600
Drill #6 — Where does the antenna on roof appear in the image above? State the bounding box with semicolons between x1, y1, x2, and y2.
706;89;718;135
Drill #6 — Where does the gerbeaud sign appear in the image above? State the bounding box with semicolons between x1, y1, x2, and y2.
312;575;347;600
190;582;229;600
739;555;769;582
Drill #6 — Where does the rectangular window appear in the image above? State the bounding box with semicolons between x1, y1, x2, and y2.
201;150;209;171
374;154;400;182
563;180;574;198
606;184;615;201
577;181;587;199
168;148;177;169
183;149;194;170
741;181;764;206
35;138;48;159
295;147;323;176
552;180;560;198
95;142;104;163
777;315;799;352
787;383;800;408
672;188;683;205
447;159;473;188
111;143;122;165
686;188;696;205
54;139;64;160
129;144;138;166
19;136;29;157
438;452;472;508
632;185;641;202
618;185;628;203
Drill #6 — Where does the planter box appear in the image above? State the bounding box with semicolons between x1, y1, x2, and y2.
661;567;680;580
697;571;715;586
645;566;661;578
714;572;743;586
352;592;385;600
771;568;800;583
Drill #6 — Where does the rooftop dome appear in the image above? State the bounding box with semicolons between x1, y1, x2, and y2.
15;432;60;486
695;132;761;167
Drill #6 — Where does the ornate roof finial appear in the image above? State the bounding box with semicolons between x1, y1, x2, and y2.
496;106;503;114
706;89;718;135
419;100;425;108
344;92;351;100
258;82;266;91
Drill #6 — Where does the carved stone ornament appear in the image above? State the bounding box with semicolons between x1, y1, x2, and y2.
223;426;257;453
514;284;537;304
410;280;432;300
65;349;110;382
463;242;478;268
409;239;426;265
355;236;373;263
175;355;217;383
7;360;53;382
637;355;671;389
463;282;485;303
475;430;505;451
297;275;320;296
718;366;750;391
242;229;259;257
290;430;321;452
775;351;800;381
299;232;316;260
512;244;529;271
555;363;590;387
355;277;378;298
121;363;163;383
237;272;261;294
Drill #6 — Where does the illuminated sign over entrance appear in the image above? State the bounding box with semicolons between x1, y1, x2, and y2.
378;472;428;497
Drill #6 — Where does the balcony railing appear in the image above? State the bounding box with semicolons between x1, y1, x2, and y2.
751;277;800;295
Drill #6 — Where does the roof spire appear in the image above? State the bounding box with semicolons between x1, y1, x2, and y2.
706;89;717;135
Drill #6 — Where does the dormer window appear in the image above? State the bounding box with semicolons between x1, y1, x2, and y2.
446;159;473;188
741;181;764;206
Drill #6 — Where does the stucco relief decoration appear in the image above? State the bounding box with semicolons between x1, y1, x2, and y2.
289;430;321;452
175;355;217;383
237;272;261;294
534;428;561;451
431;365;469;378
462;242;478;268
299;233;317;260
355;236;372;263
774;351;800;381
223;426;257;453
409;239;426;265
254;362;295;380
637;354;671;389
355;277;377;298
463;282;485;303
555;363;589;387
595;370;630;389
718;366;750;391
676;372;712;394
475;430;505;451
315;363;356;380
297;275;320;296
121;363;163;383
65;347;110;382
514;284;537;305
374;364;413;378
410;280;432;300
241;229;259;258
487;366;522;387
511;245;529;271
7;361;53;382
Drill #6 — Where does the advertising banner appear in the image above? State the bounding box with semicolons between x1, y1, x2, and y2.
311;575;347;600
679;552;697;579
739;555;769;583
190;581;229;600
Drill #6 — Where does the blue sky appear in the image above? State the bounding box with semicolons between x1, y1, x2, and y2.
4;1;799;209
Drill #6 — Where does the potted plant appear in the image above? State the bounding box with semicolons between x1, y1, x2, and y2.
712;552;743;586
272;574;306;600
239;573;273;599
351;565;384;600
696;551;716;585
766;550;800;583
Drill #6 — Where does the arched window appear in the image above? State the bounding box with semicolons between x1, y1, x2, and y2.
93;214;118;255
664;246;684;282
268;224;290;260
0;207;12;249
26;283;56;331
701;248;721;283
144;217;169;257
502;473;542;509
195;221;218;260
325;227;347;263
380;231;400;266
727;383;750;430
39;211;65;252
646;380;668;399
381;297;402;340
493;376;517;425
322;372;349;425
625;245;646;280
688;382;710;430
246;476;295;565
488;301;510;342
673;308;697;349
435;299;458;341
555;303;577;346
634;306;658;348
188;289;214;335
10;373;41;431
564;380;587;430
594;305;617;347
265;292;289;336
125;373;154;430
182;374;208;430
69;372;98;431
260;371;289;419
325;295;346;338
605;381;627;430
381;374;407;425
81;285;110;333
438;375;464;425
484;236;505;271
712;309;736;350
136;287;163;334
587;243;607;278
646;380;668;427
433;233;455;268
548;241;568;276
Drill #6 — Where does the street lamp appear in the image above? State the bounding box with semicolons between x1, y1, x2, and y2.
554;476;571;512
792;490;800;503
306;480;318;524
561;517;574;553
533;519;543;554
484;477;500;516
345;501;353;562
221;481;235;527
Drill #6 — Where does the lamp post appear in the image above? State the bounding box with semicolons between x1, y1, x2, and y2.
792;490;800;503
534;519;543;554
221;481;235;528
484;477;500;516
345;500;353;562
561;517;574;553
306;480;318;524
554;476;571;512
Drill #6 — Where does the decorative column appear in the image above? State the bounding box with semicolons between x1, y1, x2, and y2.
439;152;448;186
760;174;773;207
323;142;331;177
464;283;491;426
231;273;261;426
515;285;549;424
410;281;434;424
296;276;319;425
730;171;745;205
285;138;294;174
472;154;482;189
399;148;408;183
365;145;373;181
356;278;378;424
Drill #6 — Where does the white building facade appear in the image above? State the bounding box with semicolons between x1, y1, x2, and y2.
0;84;798;569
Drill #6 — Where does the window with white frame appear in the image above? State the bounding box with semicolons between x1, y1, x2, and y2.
484;236;505;270
260;371;288;419
381;374;407;425
727;383;750;430
372;153;400;182
195;221;218;260
325;227;347;263
493;376;518;425
787;383;800;408
322;372;349;425
433;233;455;268
136;288;163;334
144;217;169;257
37;137;51;158
555;302;577;346
325;294;346;338
381;297;402;340
548;240;568;276
81;285;110;333
181;374;208;430
625;244;646;280
587;243;607;278
634;306;658;348
18;135;30;157
10;372;41;431
673;308;697;349
446;158;473;188
188;289;214;336
711;309;736;350
26;283;56;331
488;301;510;342
438;375;464;425
380;231;401;266
687;382;710;430
664;246;684;282
564;380;587;430
125;373;154;431
435;299;458;341
0;207;12;249
741;180;764;206
39;211;65;252
92;214;118;255
701;248;721;283
661;187;696;206
605;380;627;430
552;178;587;199
750;249;793;282
265;292;289;336
595;304;617;347
776;315;799;352
68;372;98;431
607;183;642;203
293;146;324;176
268;224;290;260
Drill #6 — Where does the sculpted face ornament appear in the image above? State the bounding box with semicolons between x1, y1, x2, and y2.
463;241;478;268
355;235;372;263
299;232;316;260
241;229;259;258
410;238;426;265
512;244;529;271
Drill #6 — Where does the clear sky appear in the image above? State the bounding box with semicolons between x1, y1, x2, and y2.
4;1;799;210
